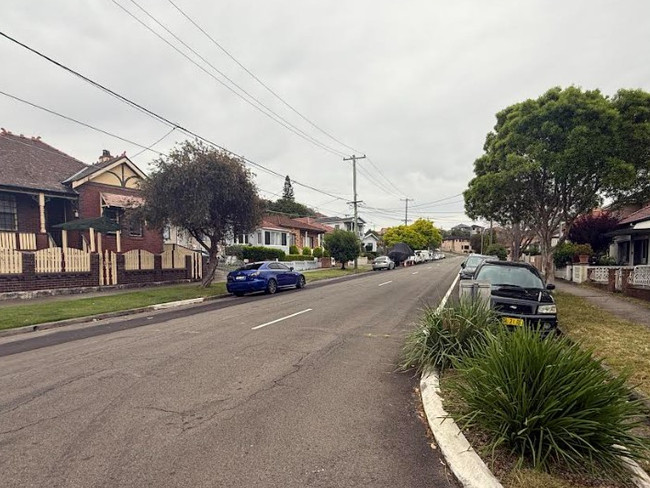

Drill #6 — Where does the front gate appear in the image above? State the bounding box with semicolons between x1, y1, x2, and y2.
99;250;117;286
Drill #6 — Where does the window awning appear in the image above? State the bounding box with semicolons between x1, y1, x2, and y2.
101;192;144;208
53;216;121;232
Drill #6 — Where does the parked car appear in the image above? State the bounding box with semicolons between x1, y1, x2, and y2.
414;250;431;263
226;261;306;296
459;254;491;279
372;255;395;270
472;260;557;333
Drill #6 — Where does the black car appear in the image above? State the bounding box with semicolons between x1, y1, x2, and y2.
473;260;557;333
459;254;491;280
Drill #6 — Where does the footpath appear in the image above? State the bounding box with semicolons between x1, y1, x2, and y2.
554;280;650;328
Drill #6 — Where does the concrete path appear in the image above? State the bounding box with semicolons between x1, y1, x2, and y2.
554;281;650;327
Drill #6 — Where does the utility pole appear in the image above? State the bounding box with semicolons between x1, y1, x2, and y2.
400;198;413;226
343;154;366;269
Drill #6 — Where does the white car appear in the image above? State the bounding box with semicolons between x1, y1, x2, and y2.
372;256;396;270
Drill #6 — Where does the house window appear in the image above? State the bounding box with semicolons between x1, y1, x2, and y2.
163;226;171;240
103;206;121;230
0;193;17;231
128;219;143;237
335;224;340;230
281;233;287;246
265;231;271;245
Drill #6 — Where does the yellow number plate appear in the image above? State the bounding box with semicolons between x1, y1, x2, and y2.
502;317;524;327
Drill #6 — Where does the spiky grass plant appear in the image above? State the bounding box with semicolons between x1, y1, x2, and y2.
400;299;501;374
452;327;649;481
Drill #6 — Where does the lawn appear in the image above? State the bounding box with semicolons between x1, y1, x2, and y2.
0;266;370;331
554;291;650;398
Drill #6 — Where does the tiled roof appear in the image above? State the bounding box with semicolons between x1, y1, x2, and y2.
292;217;335;232
619;204;650;225
0;131;88;195
316;215;366;224
264;214;327;232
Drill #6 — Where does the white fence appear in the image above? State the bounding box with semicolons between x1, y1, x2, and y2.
34;247;91;273
560;264;650;289
0;232;37;250
162;244;202;279
632;265;650;287
0;249;22;274
284;260;321;271
124;249;155;270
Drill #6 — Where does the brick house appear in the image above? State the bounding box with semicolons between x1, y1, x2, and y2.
0;130;162;253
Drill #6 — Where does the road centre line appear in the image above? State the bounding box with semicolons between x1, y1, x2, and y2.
412;271;419;275
378;280;392;287
252;308;313;330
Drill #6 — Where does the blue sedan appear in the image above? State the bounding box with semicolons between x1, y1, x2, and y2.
226;261;306;296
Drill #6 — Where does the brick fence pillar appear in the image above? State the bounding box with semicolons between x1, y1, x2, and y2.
154;254;163;282
621;268;632;294
90;253;100;285
607;268;617;293
115;253;126;284
23;252;36;281
35;233;49;250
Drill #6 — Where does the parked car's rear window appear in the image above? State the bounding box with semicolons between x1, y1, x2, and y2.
237;263;263;271
465;256;485;268
475;265;544;289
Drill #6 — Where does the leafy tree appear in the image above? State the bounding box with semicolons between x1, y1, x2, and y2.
383;219;442;250
141;140;262;286
567;212;619;254
465;87;627;279
266;198;315;217
282;175;295;201
324;230;360;269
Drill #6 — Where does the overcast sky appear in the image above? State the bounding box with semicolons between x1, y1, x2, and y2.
2;0;649;230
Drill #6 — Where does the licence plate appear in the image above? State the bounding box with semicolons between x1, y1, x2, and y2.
235;276;245;281
502;317;524;327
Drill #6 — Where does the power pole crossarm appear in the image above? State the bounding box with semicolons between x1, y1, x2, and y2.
343;154;366;270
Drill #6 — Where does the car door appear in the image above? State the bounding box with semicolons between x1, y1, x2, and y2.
273;262;294;286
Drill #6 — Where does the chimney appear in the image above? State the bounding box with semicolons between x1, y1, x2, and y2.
97;149;112;164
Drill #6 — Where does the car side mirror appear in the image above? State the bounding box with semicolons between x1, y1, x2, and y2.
289;267;294;272
546;283;556;290
460;262;466;269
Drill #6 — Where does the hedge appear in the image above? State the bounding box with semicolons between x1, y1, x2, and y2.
281;254;314;262
240;246;286;262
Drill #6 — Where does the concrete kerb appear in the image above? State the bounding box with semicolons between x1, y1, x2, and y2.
420;371;503;488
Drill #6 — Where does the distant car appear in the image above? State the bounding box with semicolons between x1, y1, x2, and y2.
472;260;557;334
226;261;306;296
414;250;431;263
459;254;491;279
372;255;395;270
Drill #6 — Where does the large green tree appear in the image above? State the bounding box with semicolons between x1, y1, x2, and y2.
323;230;360;269
383;218;442;250
464;86;637;279
141;140;262;286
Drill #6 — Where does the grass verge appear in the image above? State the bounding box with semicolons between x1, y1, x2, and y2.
0;266;371;331
555;291;650;398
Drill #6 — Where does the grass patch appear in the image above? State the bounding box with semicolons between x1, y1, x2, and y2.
555;291;650;397
0;283;227;330
304;265;371;282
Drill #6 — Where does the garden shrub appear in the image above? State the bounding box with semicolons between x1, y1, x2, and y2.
597;255;617;266
280;254;308;262
553;242;577;268
225;245;245;260
241;246;285;262
289;245;299;255
452;327;649;480
302;247;312;256
312;247;323;258
574;243;593;256
399;300;501;374
485;244;507;261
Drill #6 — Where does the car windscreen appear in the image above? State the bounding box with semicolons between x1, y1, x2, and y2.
465;256;485;268
475;265;544;289
237;263;263;271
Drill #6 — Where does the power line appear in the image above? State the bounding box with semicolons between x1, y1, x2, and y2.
130;127;177;159
0;30;350;202
113;0;348;158
166;0;363;156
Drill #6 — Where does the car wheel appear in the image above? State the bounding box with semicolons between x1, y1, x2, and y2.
234;292;245;297
389;263;394;270
265;279;277;295
296;275;306;289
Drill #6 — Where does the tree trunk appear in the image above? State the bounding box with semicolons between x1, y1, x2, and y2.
540;238;555;284
201;254;219;287
340;261;346;270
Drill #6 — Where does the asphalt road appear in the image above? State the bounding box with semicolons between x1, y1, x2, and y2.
0;257;462;488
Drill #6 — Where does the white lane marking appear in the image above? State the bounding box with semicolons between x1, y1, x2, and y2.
412;271;419;275
252;308;313;330
426;267;432;270
378;280;393;287
436;273;460;312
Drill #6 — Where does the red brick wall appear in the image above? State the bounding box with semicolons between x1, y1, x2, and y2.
77;182;163;254
15;193;40;233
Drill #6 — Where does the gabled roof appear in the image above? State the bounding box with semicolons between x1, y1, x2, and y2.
0;131;87;195
64;153;147;188
292;217;335;233
316;215;366;224
618;204;650;225
363;230;380;240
